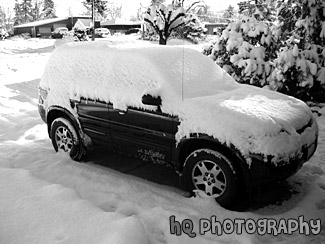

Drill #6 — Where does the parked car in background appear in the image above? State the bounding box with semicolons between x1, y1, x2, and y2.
125;28;140;35
51;27;69;39
94;28;110;38
38;43;318;209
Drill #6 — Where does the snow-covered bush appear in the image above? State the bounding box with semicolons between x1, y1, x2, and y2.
73;28;89;42
141;22;160;41
72;19;89;42
205;16;278;86
268;40;323;100
203;0;325;102
273;0;325;101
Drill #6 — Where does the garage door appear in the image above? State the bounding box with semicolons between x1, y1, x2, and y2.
78;19;90;27
39;27;51;34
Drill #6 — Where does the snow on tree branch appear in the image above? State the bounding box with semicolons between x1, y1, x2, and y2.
144;4;185;45
203;0;325;102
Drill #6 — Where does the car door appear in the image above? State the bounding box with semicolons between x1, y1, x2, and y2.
76;98;114;149
108;105;176;164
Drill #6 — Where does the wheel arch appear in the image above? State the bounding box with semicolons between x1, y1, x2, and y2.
176;136;252;190
46;106;80;139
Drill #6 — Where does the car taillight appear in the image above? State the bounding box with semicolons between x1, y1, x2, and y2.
38;87;48;104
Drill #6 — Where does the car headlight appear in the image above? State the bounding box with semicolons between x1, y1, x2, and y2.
38;87;48;104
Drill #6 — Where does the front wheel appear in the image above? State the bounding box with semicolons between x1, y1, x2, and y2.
180;149;240;208
50;118;84;161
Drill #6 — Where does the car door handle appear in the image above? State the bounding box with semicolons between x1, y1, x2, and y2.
114;109;126;115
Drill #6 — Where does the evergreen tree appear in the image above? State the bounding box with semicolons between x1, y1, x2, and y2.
238;0;276;21
272;0;325;101
223;5;235;22
203;0;325;102
14;0;21;25
42;0;56;19
13;0;33;25
0;7;5;27
20;0;33;24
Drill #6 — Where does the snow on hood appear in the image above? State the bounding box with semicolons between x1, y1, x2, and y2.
175;85;316;160
41;42;317;162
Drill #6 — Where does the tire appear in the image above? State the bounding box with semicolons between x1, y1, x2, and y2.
50;118;84;161
180;149;240;208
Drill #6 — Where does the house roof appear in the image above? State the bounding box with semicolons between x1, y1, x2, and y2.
14;16;100;29
14;17;68;28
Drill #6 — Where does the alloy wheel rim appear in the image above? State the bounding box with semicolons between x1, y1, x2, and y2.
192;160;227;197
55;126;73;153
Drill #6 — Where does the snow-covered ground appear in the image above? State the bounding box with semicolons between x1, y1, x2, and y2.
0;37;324;244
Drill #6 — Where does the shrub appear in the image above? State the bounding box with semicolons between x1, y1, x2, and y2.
203;0;325;102
205;16;278;87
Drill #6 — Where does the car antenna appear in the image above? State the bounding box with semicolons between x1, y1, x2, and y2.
181;33;185;101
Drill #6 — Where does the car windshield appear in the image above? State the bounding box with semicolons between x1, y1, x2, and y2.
137;47;239;101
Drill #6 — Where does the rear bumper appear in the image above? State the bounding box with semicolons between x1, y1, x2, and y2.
247;138;318;188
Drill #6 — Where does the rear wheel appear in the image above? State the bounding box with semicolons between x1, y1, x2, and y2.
181;149;240;208
50;118;84;161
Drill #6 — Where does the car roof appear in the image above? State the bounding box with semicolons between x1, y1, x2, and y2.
42;42;237;104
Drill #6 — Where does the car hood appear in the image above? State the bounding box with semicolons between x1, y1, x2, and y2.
167;84;317;163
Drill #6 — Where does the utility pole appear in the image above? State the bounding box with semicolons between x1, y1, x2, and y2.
92;0;95;41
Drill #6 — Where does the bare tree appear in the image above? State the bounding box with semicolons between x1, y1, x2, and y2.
144;4;186;45
105;2;122;20
82;0;107;18
172;0;205;13
150;0;165;6
130;2;145;21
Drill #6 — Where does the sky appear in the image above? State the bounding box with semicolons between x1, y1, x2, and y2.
1;0;242;19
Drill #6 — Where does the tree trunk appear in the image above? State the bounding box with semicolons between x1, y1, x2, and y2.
158;32;167;45
159;38;167;45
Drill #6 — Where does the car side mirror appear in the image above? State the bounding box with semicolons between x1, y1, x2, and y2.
142;94;161;106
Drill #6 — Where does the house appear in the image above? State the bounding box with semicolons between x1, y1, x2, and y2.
100;18;142;34
13;16;100;37
204;22;228;35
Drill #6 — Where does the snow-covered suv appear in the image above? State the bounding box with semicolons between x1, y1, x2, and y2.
38;42;318;208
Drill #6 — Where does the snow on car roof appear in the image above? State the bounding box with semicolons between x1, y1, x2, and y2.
41;42;316;163
41;42;237;108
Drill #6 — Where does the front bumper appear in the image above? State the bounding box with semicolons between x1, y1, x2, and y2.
38;104;46;123
247;137;318;188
